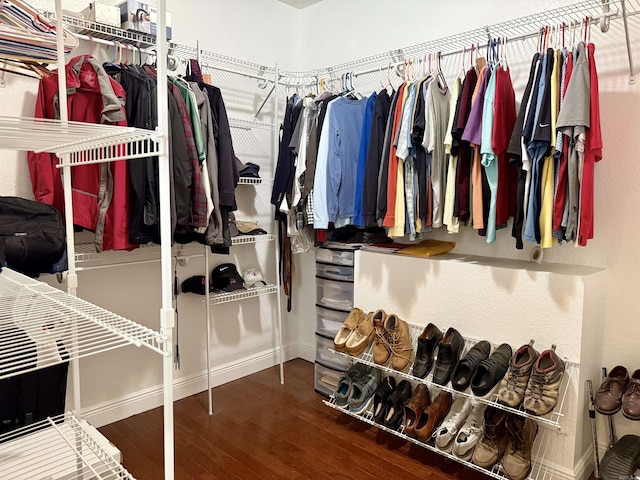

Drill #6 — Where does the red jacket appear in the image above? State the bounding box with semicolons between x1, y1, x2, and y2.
27;55;134;252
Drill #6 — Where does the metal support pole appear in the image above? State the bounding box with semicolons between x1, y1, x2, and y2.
621;0;637;84
204;246;213;415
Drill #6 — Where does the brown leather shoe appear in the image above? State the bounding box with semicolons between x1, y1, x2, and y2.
386;314;414;371
402;384;431;438
414;390;452;443
502;416;538;480
333;308;364;352
595;365;629;415
472;407;509;469
622;369;640;420
345;311;375;357
372;310;391;365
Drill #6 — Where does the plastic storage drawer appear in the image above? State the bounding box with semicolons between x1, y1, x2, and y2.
314;361;345;397
315;263;354;282
315;332;350;370
315;248;354;266
316;277;354;312
316;306;349;338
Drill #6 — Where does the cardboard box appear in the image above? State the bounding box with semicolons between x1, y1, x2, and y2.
81;2;121;28
118;1;172;39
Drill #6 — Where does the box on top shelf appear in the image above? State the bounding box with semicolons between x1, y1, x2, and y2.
80;2;121;28
117;1;172;39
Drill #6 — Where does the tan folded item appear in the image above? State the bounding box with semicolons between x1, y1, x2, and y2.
396;239;456;258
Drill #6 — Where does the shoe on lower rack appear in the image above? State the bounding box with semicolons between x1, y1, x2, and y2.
383;380;412;430
599;434;640;480
471;407;510;469
333;363;369;408
402;383;430;438
414;390;453;443
501;416;538;480
522;345;565;416
497;340;539;408
373;376;396;424
348;366;382;414
453;403;487;461
434;396;472;452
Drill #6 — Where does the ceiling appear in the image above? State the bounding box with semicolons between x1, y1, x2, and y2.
276;0;323;9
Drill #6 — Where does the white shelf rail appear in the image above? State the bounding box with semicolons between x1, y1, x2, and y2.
206;284;278;305
0;268;168;380
0;412;135;480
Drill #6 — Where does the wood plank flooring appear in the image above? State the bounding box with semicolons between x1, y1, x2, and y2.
99;359;585;480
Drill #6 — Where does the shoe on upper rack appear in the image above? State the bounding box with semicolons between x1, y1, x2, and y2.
453;403;487;461
383;380;413;430
497;340;540;408
333;308;365;352
434;396;472;452
433;327;465;386
348;366;382;414
622;369;640;421
522;345;565;416
470;343;513;397
502;415;538;480
595;365;629;415
333;363;369;407
386;314;414;372
414;390;453;443
472;407;510;469
451;340;491;391
372;310;391;365
412;323;443;379
402;383;431;438
345;311;375;357
373;376;396;424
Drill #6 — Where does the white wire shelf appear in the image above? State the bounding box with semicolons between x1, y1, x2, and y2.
229;118;275;131
323;395;557;480
328;322;577;431
237;177;273;185
61;14;157;48
0;116;161;164
0;268;168;380
0;412;135;480
207;284;278;305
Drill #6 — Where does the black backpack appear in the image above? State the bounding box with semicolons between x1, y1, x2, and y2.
0;197;66;277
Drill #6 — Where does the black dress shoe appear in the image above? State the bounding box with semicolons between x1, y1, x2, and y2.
373;376;396;424
470;343;513;396
433;327;465;386
383;380;412;430
412;323;443;379
452;340;491;391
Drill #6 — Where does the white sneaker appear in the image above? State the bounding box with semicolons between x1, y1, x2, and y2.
452;402;487;460
434;396;472;452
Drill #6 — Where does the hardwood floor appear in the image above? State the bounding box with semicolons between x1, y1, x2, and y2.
99;359;585;480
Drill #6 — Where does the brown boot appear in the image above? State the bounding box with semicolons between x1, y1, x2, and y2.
414;390;452;443
502;416;538;480
386;314;413;371
472;407;509;469
372;310;391;365
402;384;430;438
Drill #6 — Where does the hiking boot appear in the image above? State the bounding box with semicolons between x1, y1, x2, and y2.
622;369;640;420
373;376;395;424
348;366;382;413
386;314;413;372
595;365;629;415
502;416;538;480
523;345;565;416
498;341;539;408
345;311;375;357
470;343;513;397
372;310;391;365
472;407;509;469
433;327;465;385
384;380;412;430
415;390;453;443
413;323;443;379
402;383;431;438
453;403;487;460
452;340;491;391
599;435;640;480
333;363;369;407
333;308;365;352
434;396;472;452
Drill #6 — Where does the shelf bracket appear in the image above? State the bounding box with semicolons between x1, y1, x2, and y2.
601;0;612;32
621;0;638;84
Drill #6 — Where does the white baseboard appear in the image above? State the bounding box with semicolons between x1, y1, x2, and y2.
83;342;301;428
532;446;593;480
297;342;316;362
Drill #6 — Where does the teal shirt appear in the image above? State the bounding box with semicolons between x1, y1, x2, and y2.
480;67;498;244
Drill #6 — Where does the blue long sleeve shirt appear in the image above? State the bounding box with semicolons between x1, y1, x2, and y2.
353;92;377;226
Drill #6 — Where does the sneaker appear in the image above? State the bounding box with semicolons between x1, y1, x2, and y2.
433;327;465;385
372;310;391;365
386;314;413;372
402;383;430;438
595;365;629;415
470;343;513;397
345;311;375;357
333;363;369;407
523;345;565;416
622;369;640;420
453;403;488;461
415;390;453;443
472;407;510;469
412;323;443;379
348;366;382;414
502;416;538;480
434;396;472;452
373;376;396;424
333;308;365;352
384;380;412;430
452;340;491;391
498;340;539;408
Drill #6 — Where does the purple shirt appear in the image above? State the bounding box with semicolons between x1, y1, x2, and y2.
461;68;491;146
